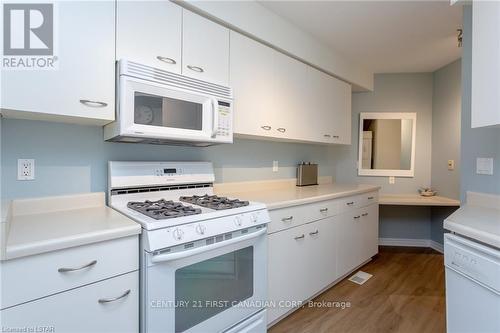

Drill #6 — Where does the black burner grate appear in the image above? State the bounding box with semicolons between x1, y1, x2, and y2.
180;194;249;210
127;199;202;220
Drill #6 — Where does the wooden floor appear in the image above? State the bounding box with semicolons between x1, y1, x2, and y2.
269;247;446;333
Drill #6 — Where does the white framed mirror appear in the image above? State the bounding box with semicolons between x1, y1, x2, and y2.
358;112;417;177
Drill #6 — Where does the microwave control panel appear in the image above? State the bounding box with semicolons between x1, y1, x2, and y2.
217;101;232;137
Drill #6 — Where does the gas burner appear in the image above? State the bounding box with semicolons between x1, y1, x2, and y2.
127;199;202;220
180;194;250;210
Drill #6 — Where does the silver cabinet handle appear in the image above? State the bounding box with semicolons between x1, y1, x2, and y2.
156;56;176;64
324;134;331;138
98;289;131;304
353;215;361;219
362;213;368;217
187;65;204;73
79;100;108;108
320;208;328;213
281;216;293;222
58;260;97;273
333;135;340;139
261;125;271;131
346;202;354;206
294;234;305;240
309;230;319;236
368;196;374;200
277;128;286;133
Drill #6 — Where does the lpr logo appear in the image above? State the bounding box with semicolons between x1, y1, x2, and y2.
2;2;58;70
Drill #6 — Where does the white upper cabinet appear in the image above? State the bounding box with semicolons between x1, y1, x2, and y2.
116;0;182;73
308;68;352;144
230;32;352;144
182;10;230;86
1;1;115;125
230;32;276;139
471;1;500;128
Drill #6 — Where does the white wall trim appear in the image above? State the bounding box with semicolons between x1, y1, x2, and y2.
379;237;444;253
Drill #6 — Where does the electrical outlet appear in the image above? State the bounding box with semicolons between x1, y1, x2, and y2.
272;161;279;172
17;159;35;180
448;160;455;171
389;176;395;184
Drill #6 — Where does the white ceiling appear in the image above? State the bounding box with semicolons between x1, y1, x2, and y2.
259;0;463;74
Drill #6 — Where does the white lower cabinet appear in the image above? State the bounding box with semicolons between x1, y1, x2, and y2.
267;192;379;325
0;236;139;332
1;271;138;333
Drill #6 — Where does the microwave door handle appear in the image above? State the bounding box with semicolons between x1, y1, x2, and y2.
211;98;218;138
151;228;266;263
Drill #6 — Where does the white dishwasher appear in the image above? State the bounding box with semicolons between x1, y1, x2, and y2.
444;233;500;333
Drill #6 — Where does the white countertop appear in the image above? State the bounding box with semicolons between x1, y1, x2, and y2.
379;194;460;206
2;193;141;260
444;191;500;249
215;179;380;210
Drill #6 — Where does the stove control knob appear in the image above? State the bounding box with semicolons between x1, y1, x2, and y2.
173;228;184;241
195;224;206;235
250;213;259;223
234;216;243;227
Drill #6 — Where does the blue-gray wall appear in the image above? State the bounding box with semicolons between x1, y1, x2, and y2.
1;118;337;201
460;6;500;200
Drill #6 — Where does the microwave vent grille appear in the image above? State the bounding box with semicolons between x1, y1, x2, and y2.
120;60;233;100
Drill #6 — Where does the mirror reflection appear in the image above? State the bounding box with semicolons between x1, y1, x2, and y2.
361;118;414;170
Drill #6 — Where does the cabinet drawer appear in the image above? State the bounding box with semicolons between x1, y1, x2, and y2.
1;271;138;333
1;236;138;309
338;191;378;213
268;200;337;233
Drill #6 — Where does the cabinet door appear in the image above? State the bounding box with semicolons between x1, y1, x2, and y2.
337;209;363;276
308;68;351;144
306;217;338;294
1;1;115;125
116;0;181;73
1;272;138;332
273;52;309;141
471;1;500;128
230;32;276;138
182;10;229;85
360;204;379;261
268;224;311;324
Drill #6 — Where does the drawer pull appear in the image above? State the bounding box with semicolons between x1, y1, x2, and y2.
353;215;361;219
320;208;328;213
323;134;331;138
187;65;204;73
98;289;131;304
368;196;374;200
156;55;176;64
294;234;305;240
277;127;286;133
79;99;108;108
346;202;354;206
362;213;368;217
309;230;319;236
261;125;272;131
58;260;97;273
281;216;293;222
333;135;340;139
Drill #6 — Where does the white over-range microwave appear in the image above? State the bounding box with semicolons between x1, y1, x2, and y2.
104;60;233;146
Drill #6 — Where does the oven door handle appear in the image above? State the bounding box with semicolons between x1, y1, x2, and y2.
151;228;267;263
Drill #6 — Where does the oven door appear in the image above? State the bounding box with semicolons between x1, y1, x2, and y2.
119;76;220;143
143;228;267;333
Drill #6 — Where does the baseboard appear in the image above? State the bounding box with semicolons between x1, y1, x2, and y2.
429;240;444;253
379;237;430;247
379;237;444;253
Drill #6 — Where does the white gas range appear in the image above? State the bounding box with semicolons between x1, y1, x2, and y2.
108;161;270;333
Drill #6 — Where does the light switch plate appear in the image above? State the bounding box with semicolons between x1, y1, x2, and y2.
448;160;455;171
476;158;494;175
272;161;279;172
389;176;395;184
